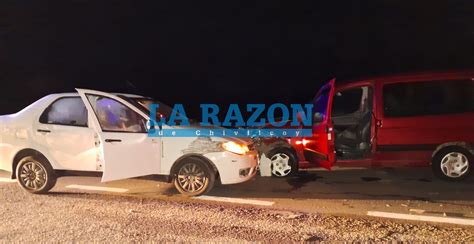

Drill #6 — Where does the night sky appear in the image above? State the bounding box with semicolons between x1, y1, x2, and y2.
1;1;473;118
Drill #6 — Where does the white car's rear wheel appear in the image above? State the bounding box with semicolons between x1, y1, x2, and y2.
16;156;57;194
173;158;215;196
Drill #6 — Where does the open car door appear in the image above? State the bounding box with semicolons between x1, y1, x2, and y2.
77;89;161;182
303;79;336;169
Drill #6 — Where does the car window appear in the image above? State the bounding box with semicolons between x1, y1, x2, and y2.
313;86;330;120
383;80;474;117
86;95;147;133
332;87;363;117
39;97;88;127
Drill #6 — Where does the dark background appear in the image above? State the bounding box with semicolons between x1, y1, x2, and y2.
1;1;473;118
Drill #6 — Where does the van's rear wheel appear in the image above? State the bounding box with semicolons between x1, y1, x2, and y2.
173;158;215;196
432;146;472;181
16;156;57;194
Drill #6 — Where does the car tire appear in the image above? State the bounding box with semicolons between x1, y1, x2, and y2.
173;158;216;196
267;148;298;178
16;156;57;194
432;146;472;181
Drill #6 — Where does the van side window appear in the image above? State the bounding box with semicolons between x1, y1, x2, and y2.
39;97;88;127
383;80;474;117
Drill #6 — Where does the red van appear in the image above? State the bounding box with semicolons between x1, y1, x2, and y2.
263;71;474;181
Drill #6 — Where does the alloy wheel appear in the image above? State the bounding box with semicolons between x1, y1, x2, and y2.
176;162;208;193
19;161;47;191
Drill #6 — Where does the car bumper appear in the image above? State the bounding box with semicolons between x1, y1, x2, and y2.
204;151;258;185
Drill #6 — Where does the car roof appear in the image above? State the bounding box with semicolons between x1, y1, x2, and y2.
47;92;148;99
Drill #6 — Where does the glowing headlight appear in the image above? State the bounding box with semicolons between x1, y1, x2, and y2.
222;141;249;155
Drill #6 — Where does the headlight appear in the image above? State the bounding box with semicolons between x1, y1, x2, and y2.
222;141;249;155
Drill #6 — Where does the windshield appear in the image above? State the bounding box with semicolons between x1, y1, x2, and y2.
134;98;174;119
120;96;193;125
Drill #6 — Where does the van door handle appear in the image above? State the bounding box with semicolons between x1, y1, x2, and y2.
37;129;51;133
376;120;382;127
105;139;122;143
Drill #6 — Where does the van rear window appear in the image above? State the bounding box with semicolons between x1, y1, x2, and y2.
383;80;474;117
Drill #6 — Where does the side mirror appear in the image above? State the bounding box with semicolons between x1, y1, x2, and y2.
313;112;325;124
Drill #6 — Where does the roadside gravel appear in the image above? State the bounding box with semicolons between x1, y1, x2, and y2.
0;184;473;242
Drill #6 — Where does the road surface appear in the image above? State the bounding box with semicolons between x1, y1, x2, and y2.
1;167;473;241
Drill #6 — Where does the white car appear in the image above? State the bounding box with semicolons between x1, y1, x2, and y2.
0;89;257;196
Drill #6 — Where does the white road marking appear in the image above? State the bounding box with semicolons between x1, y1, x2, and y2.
194;195;275;206
65;184;129;193
0;177;16;183
367;211;474;226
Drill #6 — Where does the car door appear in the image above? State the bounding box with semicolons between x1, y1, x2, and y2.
303;79;336;169
77;89;161;182
34;96;99;171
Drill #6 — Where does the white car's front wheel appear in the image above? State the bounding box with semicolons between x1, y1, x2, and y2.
173;158;215;196
16;156;57;194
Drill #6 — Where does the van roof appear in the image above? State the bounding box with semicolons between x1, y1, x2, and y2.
338;70;474;85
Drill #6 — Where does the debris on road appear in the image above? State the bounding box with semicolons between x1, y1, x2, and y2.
259;154;272;177
409;209;426;214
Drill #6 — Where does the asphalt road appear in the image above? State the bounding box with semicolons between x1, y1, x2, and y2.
1;167;473;241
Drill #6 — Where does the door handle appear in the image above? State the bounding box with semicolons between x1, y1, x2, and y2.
376;120;382;128
37;129;51;133
105;139;122;143
372;112;382;128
